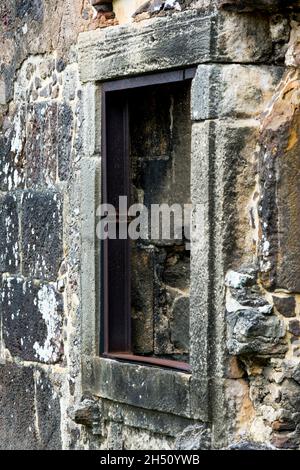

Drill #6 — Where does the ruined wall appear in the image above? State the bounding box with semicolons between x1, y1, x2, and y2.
223;6;300;450
1;0;300;451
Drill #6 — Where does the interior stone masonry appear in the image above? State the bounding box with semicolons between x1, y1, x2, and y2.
1;0;300;450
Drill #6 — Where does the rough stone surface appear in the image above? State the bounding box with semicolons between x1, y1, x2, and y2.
288;320;300;337
35;369;62;449
259;69;300;292
0;363;62;450
0;364;37;450
273;296;296;318
175;424;211;450
1;277;63;363
89;358;192;418
227;308;287;356
21;190;63;281
78;9;274;83
192;65;283;121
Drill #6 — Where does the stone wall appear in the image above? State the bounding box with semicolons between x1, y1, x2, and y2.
1;0;300;450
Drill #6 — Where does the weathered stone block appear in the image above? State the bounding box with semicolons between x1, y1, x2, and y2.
191;65;283;121
1;277;63;363
92;358;192;418
225;269;256;289
0;193;19;273
35;369;62;449
288;320;300;337
214;11;272;62
25;102;73;186
227;308;287;356
258;70;300;292
21;190;63;281
170;295;190;352
80;157;101;358
0;106;26;192
131;245;154;354
78;10;211;82
163;247;190;291
78;10;273;83
0;363;37;450
281;360;300;385
25;103;57;187
273;296;296;318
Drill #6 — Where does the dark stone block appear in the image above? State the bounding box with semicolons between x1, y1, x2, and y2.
56;58;66;73
272;420;296;432
163;248;190;290
25;102;73;187
21;190;63;281
0;193;19;273
281;379;300;411
0;363;38;450
131;83;191;210
2;277;63;363
35;369;62;449
227;308;287;356
288;320;300;337
273;296;296;318
170;296;190;352
15;0;43;21
271;431;300;449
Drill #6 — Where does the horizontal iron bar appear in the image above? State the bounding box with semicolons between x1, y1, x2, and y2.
103;352;191;373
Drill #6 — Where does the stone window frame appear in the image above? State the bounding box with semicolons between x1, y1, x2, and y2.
79;76;208;421
78;9;279;424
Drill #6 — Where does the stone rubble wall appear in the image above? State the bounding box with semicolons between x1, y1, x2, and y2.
224;13;300;449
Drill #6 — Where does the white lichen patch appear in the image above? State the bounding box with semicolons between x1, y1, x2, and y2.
33;284;62;363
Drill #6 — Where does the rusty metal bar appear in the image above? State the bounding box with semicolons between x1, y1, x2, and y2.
104;353;191;373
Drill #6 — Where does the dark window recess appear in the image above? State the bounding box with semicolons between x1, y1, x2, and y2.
101;70;194;372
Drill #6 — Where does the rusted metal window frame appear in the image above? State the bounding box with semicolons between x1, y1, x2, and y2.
101;68;196;373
